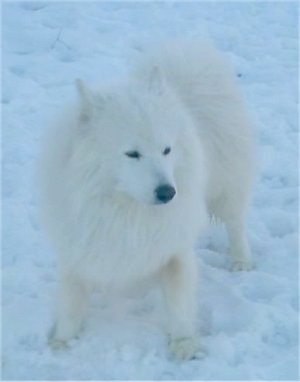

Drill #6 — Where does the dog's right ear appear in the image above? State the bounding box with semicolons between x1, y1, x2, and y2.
75;78;94;122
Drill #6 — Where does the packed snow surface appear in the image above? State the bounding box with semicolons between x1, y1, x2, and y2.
2;1;298;380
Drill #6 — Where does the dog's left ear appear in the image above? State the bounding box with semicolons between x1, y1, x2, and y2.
148;66;165;95
75;78;94;122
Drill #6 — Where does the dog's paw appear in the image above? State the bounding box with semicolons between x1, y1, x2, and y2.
169;336;206;361
231;259;254;272
49;337;70;350
47;324;71;350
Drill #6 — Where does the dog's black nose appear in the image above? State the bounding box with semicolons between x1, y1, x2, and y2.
155;184;176;203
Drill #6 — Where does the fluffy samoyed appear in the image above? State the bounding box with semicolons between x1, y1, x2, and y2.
40;39;254;360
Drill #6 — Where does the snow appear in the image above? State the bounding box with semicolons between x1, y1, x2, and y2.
2;1;298;380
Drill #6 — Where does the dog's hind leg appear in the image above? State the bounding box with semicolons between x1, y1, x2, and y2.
160;253;204;360
49;272;88;349
210;185;254;271
225;217;254;271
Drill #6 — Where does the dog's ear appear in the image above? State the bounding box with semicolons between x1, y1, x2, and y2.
75;78;94;122
148;66;165;95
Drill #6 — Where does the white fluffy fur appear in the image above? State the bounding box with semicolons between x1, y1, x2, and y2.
39;39;254;360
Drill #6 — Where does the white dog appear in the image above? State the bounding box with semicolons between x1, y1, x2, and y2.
40;39;254;360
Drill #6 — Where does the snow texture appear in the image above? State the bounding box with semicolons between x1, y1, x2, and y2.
2;1;299;380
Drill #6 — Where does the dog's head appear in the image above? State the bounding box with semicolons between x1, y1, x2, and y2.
74;70;199;206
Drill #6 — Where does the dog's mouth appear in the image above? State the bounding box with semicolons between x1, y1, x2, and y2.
153;198;175;206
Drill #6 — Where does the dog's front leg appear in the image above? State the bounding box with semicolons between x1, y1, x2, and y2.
160;252;203;360
48;272;88;349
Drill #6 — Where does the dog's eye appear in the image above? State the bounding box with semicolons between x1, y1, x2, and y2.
125;150;141;159
163;146;171;155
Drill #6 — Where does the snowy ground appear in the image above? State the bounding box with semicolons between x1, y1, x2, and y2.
2;1;299;380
